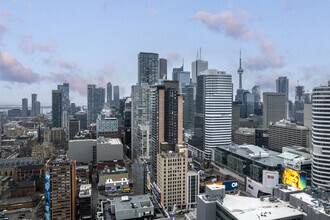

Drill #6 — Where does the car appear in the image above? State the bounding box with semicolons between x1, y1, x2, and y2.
19;213;26;218
3;217;8;220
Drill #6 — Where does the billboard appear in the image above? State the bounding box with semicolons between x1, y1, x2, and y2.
246;170;279;198
206;180;238;190
45;171;51;220
263;170;279;188
282;169;306;189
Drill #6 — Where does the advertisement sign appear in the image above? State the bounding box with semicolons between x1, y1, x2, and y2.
206;180;238;190
246;177;271;197
45;171;51;220
282;169;307;189
262;170;279;188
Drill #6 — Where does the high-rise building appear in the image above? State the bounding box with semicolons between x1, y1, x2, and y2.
268;120;309;152
138;52;159;86
45;155;76;220
191;59;208;85
176;71;190;93
113;85;120;108
276;76;289;102
107;82;112;105
159;58;167;80
131;83;152;159
172;65;184;81
57;83;70;110
75;111;87;130
157;145;189;211
69;118;80;140
22;98;28;117
31;93;37;116
52;90;62;128
311;84;330;189
182;84;195;130
295;85;304;101
87;84;105;126
195;69;232;160
237;50;244;89
263;92;285;128
252;85;261;103
150;81;183;182
62;110;69;129
78;184;91;219
36;101;41;116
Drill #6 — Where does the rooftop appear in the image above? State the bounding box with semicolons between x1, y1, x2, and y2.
216;145;284;167
113;194;153;211
221;195;305;219
79;184;92;198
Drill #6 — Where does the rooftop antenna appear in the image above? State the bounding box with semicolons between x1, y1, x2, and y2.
182;58;184;70
200;47;202;59
196;50;199;60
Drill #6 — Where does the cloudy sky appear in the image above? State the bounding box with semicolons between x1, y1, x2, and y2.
0;0;329;106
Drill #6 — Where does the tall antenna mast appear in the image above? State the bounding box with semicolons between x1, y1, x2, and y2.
200;47;202;59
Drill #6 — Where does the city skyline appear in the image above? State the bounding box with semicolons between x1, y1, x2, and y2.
1;0;330;106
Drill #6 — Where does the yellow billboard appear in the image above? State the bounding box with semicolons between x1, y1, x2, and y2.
282;169;306;189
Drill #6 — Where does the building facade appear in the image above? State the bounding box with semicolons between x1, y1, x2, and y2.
159;58;167;80
45;155;76;220
22;98;28;117
52;90;62;128
31;93;37;116
113;85;120;108
276;76;289;103
268;120;309;152
191;59;208;85
107;82;112;105
311;84;330;189
138;52;159;86
57;83;70;110
263;92;286;128
195;70;232;160
87;84;105;126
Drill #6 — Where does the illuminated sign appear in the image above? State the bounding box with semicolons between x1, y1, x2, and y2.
206;180;238;190
45;171;51;220
282;169;307;189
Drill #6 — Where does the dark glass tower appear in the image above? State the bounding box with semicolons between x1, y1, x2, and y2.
52;90;62;128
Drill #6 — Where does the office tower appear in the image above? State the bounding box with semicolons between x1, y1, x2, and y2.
150;81;183;182
22;98;28;117
191;59;208;85
252;85;261;103
263;92;285;128
131;83;152;159
52;90;62;128
75;111;87;130
45;155;76;220
195;70;232;160
276;76;289;102
36;101;41;116
57;83;70;110
87;84;105;126
159;58;167;79
176;71;191;93
62;110;69;129
70;103;77;115
182;84;195;130
172;65;184;81
233;128;256;145
113;85;120;108
311;84;330;189
157;145;189;211
295;85;304;101
138;52;159;86
69;118;80;140
268;120;309;152
237;50;244;89
243;92;255;118
107;82;112;105
31;93;37;116
304;93;311;103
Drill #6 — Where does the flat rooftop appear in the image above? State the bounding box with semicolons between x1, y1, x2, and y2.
216;145;284;167
221;195;305;219
291;192;329;216
113;195;153;211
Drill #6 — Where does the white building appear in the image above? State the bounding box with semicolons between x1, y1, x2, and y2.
68;137;123;163
196;69;232;160
311;84;330;189
96;117;118;136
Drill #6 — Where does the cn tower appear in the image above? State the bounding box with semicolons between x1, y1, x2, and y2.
237;50;244;89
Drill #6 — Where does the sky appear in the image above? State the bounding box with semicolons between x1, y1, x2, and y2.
0;0;330;106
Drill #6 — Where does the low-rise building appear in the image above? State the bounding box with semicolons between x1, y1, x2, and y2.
268;119;309;152
233;128;255;145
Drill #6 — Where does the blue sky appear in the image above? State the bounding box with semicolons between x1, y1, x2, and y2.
0;0;329;106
